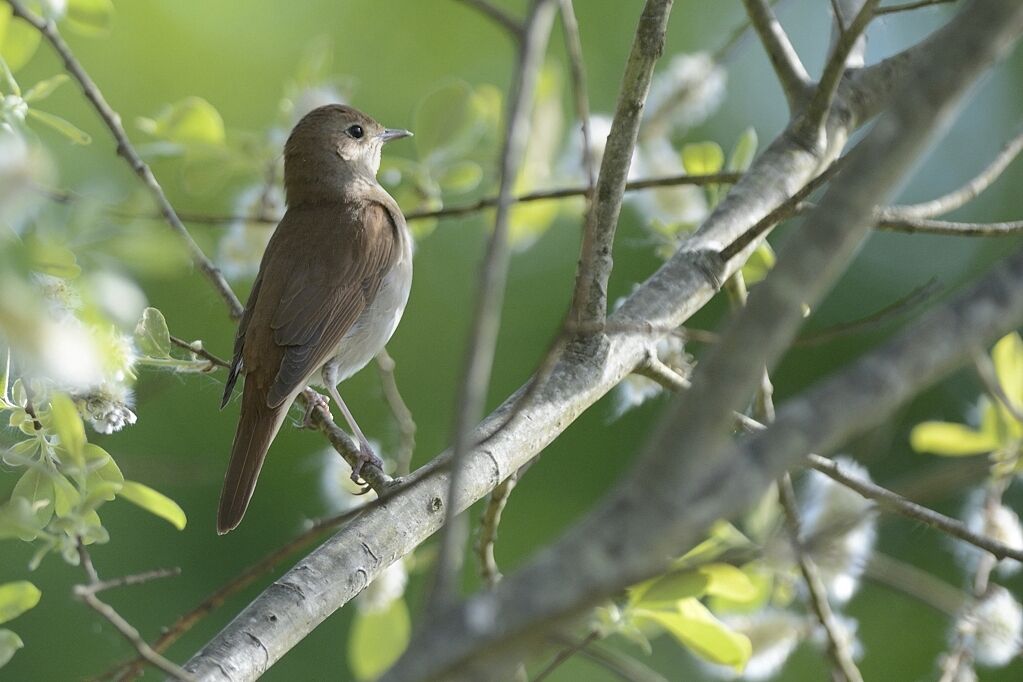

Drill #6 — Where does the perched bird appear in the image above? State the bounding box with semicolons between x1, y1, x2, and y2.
218;104;412;534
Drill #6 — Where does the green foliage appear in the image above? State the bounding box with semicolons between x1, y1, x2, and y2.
347;598;411;681
727;127;758;173
0;7;41;72
138;96;226;147
911;332;1023;474
134;307;172;359
0;629;25;669
117;481;187;530
741;242;776;286
634;599;752;672
0;581;39;670
64;0;116;37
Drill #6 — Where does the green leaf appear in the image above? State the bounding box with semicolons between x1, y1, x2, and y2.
138;96;225;147
134;307;172;359
11;468;53;528
2;439;38;467
910;421;1000;456
636;599;752;671
0;348;9;407
23;74;69;102
64;0;115;37
0;498;46;541
27;238;81;278
0;582;41;625
26;109;92;144
51;474;80;517
708;563;774;614
0;629;24;669
85;443;124;485
118;481;187;530
49;393;86;467
678;521;751;566
727;127;758;173
348;598;411;680
633;570;708;606
0;7;41;72
741;242;776;285
698;564;759;602
681;142;725;176
992;332;1023;414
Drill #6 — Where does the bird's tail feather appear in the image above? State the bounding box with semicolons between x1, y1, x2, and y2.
217;380;288;534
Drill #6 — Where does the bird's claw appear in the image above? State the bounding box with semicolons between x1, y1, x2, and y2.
301;391;330;429
350;440;384;485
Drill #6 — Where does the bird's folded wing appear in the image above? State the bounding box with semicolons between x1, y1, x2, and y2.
263;201;399;408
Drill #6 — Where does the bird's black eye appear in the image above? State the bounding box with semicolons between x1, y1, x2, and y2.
346;124;364;139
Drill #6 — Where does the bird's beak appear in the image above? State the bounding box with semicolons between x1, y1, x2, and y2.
379;128;413;143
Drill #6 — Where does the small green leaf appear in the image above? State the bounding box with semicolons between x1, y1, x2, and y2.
636;599;752;671
678;521;751;566
0;7;41;72
0;628;24;669
118;481;187;530
134;307;172;359
0;582;41;625
992;332;1023;413
51;474;80;517
910;421;1000;456
698;564;759;602
11;468;53;528
137;96;225;146
23;74;69;102
727;127;758;173
27;238;81;278
348;597;411;680
2;439;38;467
64;0;115;37
26;109;92;144
49;393;86;466
632;570;708;606
741;242;776;285
84;443;124;485
681;142;725;176
0;498;45;541
0;348;10;406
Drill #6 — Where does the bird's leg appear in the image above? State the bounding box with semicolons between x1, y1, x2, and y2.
323;382;384;483
300;389;330;429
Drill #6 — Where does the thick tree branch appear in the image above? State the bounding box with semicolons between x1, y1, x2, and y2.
569;0;674;327
5;0;243;319
379;3;1023;677
740;0;812;109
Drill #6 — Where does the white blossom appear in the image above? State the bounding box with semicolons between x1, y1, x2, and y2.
972;585;1022;667
86;271;149;328
799;457;877;604
76;382;137;434
959;490;1023;577
644;52;727;136
700;610;809;681
629;137;710;228
0;130;52;228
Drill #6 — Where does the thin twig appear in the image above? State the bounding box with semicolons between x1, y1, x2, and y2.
88;567;182;595
21;382;44;431
428;0;560;614
876;0;956;15
476;473;520;587
882;126;1023;219
799;0;881;138
974;347;1023;423
73;541;194;681
5;0;243;319
878;216;1023;235
547;634;670;682
778;475;865;682
375;349;417;476
569;0;674;328
807;454;1023;563
532;630;599;682
100;505;375;682
456;0;526;41
558;0;595;188
168;335;230;370
740;0;811;109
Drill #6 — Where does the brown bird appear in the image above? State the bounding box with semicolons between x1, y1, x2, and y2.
218;104;413;534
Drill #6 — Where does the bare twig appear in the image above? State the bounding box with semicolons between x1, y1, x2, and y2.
877;0;957;15
974;348;1023;423
559;0;594;189
808;454;1023;563
428;0;560;614
457;0;526;41
73;541;193;681
168;335;230;370
882;126;1023;219
5;0;243;319
476;472;520;587
88;567;181;595
568;0;675;328
376;350;417;476
778;475;864;682
547;634;670;682
799;0;881;138
532;630;599;682
740;0;811;108
879;216;1023;235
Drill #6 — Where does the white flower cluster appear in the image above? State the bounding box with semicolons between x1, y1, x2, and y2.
959;489;1023;577
970;586;1023;667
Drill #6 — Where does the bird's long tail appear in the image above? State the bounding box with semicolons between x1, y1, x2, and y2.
217;380;289;534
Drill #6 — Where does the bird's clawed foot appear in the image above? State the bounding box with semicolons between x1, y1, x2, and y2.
301;391;330;429
350;438;385;485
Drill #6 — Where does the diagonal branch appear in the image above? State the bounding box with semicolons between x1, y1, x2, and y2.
456;0;526;41
740;0;812;109
5;0;243;319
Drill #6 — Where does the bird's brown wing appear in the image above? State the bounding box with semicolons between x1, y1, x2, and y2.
261;200;399;408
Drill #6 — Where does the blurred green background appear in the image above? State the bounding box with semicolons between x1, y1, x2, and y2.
2;0;1022;679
